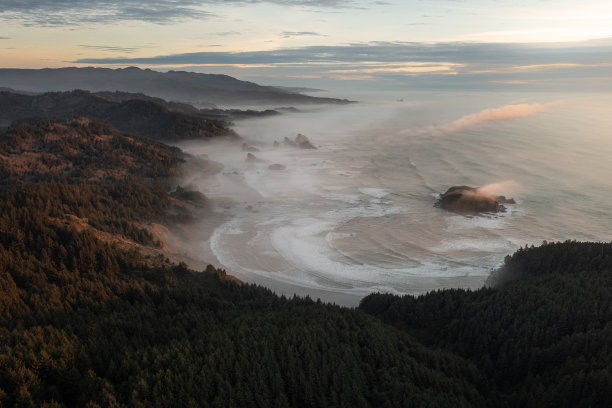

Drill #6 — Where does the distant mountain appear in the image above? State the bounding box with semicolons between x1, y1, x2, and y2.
0;89;237;142
0;67;353;106
0;87;38;95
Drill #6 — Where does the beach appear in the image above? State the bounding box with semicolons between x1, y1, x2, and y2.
176;91;612;306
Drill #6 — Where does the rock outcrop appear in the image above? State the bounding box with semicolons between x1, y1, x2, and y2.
245;153;265;163
170;186;208;208
295;133;316;149
283;137;297;148
435;185;515;215
242;143;260;152
268;164;286;171
280;134;316;149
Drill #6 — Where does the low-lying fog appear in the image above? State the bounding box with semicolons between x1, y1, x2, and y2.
177;91;612;306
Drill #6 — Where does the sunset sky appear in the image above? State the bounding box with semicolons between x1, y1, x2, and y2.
1;0;611;90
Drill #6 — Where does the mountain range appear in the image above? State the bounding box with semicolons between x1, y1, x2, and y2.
0;67;353;106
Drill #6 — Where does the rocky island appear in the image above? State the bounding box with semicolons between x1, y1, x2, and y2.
435;185;516;215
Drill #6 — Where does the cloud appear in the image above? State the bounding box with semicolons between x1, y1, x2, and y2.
0;0;366;26
478;181;522;197
401;103;550;136
70;39;612;91
80;44;157;54
491;80;535;85
209;31;242;37
0;1;213;26
74;39;612;67
281;31;325;38
327;62;460;74
443;103;547;131
329;74;375;80
0;36;10;39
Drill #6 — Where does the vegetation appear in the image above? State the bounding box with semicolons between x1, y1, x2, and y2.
0;221;489;406
0;118;488;407
0;118;195;245
2;117;612;407
361;241;612;407
0;184;488;407
0;90;237;142
0;118;185;184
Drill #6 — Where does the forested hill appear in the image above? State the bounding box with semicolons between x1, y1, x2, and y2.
2;118;612;406
360;241;612;407
0;90;237;142
0;118;490;407
0;118;185;184
0;118;206;247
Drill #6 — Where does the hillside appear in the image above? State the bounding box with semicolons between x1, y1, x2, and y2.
0;118;212;245
0;67;354;106
0;90;237;142
0;118;185;183
360;241;612;407
0;118;489;407
2;118;612;407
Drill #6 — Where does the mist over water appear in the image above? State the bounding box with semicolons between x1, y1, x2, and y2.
179;91;612;305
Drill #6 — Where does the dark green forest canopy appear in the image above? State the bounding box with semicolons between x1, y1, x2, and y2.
360;241;612;407
0;185;489;407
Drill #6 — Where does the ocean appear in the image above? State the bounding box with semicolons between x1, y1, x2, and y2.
179;91;612;305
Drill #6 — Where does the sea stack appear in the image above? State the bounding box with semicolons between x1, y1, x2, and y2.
268;164;286;171
295;133;316;149
435;185;515;215
245;153;265;163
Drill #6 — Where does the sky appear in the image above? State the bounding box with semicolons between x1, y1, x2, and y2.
1;0;611;91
